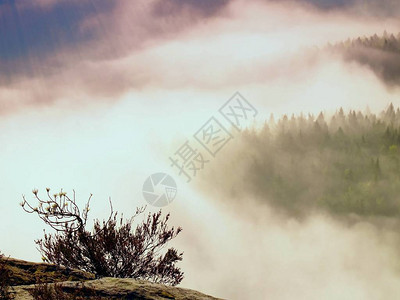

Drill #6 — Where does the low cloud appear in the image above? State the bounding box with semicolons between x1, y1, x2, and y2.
152;0;229;18
267;0;400;17
2;2;400;298
1;0;399;115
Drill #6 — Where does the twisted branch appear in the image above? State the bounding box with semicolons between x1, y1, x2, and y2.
21;188;113;235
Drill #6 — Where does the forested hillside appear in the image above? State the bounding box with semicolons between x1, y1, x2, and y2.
329;31;400;53
329;32;400;85
202;105;400;218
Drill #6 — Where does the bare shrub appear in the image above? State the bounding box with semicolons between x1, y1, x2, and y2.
22;189;184;286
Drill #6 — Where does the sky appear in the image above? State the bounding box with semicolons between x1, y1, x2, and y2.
2;0;400;299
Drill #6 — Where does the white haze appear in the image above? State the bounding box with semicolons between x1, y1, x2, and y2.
1;0;400;299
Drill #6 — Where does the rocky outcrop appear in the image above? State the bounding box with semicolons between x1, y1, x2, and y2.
1;257;94;286
10;278;222;300
2;258;223;300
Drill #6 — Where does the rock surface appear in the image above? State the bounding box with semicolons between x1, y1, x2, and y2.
10;278;223;300
1;257;94;286
3;258;223;300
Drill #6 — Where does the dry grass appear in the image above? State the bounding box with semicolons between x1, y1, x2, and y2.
0;253;14;300
29;281;106;300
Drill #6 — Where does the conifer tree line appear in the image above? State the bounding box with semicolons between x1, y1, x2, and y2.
328;31;400;53
206;104;400;218
326;31;400;85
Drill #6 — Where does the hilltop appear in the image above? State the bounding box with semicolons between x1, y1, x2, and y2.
2;257;222;300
